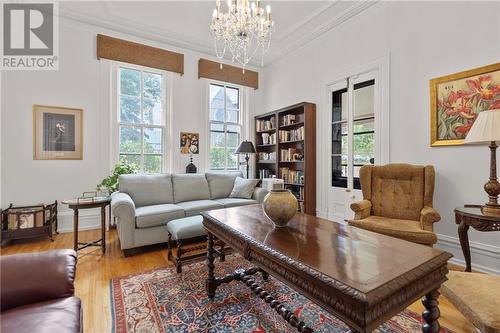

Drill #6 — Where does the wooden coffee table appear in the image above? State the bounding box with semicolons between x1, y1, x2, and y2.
202;205;452;333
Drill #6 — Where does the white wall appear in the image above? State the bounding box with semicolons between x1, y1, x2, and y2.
256;1;500;273
0;14;258;232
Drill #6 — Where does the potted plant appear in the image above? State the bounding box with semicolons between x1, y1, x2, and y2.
97;161;138;194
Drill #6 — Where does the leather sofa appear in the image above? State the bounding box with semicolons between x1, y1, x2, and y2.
111;171;268;254
0;249;82;333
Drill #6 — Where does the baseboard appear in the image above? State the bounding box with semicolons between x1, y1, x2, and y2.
436;234;500;275
57;209;103;233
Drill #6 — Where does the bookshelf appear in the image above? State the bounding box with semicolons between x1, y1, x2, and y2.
254;102;316;215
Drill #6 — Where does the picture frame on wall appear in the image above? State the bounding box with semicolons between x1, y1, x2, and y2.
33;105;83;160
180;132;199;154
430;62;500;146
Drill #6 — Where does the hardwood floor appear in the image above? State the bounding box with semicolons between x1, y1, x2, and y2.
1;229;476;333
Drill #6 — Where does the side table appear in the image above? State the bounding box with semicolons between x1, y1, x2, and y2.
62;196;111;253
454;205;500;272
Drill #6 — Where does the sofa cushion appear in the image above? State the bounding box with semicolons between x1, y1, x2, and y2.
215;198;258;208
167;215;205;240
349;215;437;245
172;174;211;203
119;174;174;207
176;200;224;217
135;204;185;228
229;177;260;199
441;271;500;333
0;297;82;333
206;171;243;199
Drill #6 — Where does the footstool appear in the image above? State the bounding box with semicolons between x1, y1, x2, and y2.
167;215;226;273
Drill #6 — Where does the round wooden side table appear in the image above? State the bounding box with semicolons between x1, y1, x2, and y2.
62;196;111;254
454;205;500;272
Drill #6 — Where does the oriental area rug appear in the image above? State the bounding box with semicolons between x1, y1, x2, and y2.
111;254;453;333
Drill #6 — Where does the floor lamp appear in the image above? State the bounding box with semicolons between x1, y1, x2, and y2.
235;141;256;179
464;109;500;216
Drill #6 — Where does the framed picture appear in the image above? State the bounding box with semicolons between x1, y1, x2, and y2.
430;62;500;146
33;105;83;159
180;132;199;154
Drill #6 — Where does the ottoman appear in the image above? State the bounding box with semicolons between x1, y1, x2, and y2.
167;215;225;273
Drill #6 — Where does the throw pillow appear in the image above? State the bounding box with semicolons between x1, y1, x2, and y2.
229;177;260;199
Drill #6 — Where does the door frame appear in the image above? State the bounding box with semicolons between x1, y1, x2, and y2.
320;55;390;222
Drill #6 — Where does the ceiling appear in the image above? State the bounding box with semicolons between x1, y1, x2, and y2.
61;1;377;67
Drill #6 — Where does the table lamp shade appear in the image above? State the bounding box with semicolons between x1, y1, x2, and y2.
235;141;256;154
464;109;500;144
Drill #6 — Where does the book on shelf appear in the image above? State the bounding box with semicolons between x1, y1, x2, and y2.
279;126;304;142
261;132;276;145
258;169;275;179
256;117;275;131
279;168;304;184
281;114;296;126
258;152;276;161
280;148;303;162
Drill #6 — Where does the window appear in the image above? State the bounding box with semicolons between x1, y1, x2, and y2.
209;83;241;170
118;66;165;173
331;79;375;189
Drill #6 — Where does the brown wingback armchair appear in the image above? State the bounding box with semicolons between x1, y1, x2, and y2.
348;163;441;246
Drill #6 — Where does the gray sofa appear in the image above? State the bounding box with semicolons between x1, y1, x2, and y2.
111;171;267;255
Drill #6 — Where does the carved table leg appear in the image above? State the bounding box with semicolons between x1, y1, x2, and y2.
73;209;79;251
219;240;226;262
458;218;471;272
176;240;183;273
206;232;217;298
422;290;441;333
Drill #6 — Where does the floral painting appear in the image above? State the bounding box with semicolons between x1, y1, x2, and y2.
430;63;500;146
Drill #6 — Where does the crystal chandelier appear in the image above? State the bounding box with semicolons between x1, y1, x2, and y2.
210;0;274;72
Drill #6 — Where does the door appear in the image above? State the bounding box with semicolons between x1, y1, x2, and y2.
327;72;377;222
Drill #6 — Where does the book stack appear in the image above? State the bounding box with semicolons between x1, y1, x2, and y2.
280;148;302;161
258;152;276;161
279;168;304;184
279;126;304;142
261;132;276;145
256;118;275;131
281;114;296;126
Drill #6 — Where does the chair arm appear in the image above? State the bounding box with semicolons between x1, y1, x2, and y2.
0;249;77;312
420;206;441;231
350;200;372;220
252;187;269;203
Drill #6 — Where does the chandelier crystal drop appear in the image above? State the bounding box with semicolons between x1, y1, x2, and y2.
210;0;274;73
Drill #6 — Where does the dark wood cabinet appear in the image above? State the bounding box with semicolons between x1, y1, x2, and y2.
255;102;316;215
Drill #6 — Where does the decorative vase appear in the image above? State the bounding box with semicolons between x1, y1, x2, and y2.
262;189;298;227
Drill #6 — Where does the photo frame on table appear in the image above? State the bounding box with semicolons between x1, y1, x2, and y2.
180;132;199;154
430;62;500;146
33;104;83;159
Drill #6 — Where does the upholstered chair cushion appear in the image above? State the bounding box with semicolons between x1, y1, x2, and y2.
349;216;438;245
206;171;243;199
441;271;500;333
172;174;211;203
349;163;440;246
119;174;174;207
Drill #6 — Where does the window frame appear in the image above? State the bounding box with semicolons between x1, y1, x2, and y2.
207;81;244;171
111;62;171;174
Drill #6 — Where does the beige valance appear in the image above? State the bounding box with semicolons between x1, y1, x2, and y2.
198;58;258;89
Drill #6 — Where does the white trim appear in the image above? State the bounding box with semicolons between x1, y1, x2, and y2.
436;234;500;275
56;210;102;233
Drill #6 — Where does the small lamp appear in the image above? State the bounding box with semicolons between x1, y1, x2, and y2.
235;140;256;178
464;109;500;216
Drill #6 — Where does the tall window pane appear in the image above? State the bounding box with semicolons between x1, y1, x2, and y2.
209;83;242;170
119;66;165;173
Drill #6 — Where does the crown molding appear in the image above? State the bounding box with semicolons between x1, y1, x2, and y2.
264;0;380;68
58;1;379;68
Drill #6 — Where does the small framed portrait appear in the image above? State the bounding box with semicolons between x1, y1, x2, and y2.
180;132;199;154
33;105;83;159
430;63;500;146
